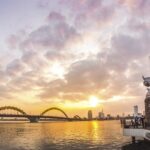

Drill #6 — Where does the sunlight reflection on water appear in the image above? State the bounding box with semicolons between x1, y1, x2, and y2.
0;121;132;150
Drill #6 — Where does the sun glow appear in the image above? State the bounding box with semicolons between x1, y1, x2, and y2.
88;96;100;107
51;63;65;78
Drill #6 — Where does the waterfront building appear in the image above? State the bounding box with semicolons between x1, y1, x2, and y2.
133;105;138;117
98;109;105;119
88;110;93;120
116;115;120;119
122;113;125;118
107;114;111;119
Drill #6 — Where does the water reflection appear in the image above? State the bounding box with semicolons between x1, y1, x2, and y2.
0;121;138;150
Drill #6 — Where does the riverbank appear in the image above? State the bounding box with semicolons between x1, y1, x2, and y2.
122;140;150;150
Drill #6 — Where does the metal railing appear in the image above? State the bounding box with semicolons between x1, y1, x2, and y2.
121;119;145;129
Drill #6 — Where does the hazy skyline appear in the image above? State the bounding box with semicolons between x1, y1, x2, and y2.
0;0;150;117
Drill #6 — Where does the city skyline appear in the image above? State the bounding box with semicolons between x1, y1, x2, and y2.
0;0;150;117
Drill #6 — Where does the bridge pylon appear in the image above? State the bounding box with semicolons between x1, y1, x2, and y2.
28;116;39;123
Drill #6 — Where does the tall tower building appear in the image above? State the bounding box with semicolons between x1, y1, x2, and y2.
133;105;138;116
99;109;105;119
88;110;93;120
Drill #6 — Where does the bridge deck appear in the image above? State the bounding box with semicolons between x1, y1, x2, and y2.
0;114;79;121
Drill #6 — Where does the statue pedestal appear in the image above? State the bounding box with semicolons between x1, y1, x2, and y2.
145;96;150;126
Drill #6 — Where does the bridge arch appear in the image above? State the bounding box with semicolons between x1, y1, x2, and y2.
40;107;69;118
0;106;27;115
74;115;81;119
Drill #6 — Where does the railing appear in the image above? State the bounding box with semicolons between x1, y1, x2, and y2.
121;119;145;129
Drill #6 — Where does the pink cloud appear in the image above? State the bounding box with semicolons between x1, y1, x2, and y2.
118;0;150;16
0;0;149;116
47;11;65;22
60;0;116;29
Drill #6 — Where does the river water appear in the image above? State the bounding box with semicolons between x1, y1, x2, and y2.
0;120;149;150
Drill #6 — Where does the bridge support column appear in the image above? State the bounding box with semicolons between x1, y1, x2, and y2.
28;117;39;123
132;136;135;143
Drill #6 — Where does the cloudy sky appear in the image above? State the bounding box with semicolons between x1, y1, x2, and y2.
0;0;150;117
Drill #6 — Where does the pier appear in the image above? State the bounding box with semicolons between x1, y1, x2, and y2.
122;76;150;142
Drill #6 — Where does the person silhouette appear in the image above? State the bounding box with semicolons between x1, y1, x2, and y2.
134;116;138;128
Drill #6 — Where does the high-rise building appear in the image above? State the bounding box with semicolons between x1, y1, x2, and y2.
98;109;105;119
88;110;93;120
107;114;111;119
116;115;120;119
134;105;138;116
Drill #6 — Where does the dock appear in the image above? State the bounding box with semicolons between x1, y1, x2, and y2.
122;76;150;142
121;119;150;142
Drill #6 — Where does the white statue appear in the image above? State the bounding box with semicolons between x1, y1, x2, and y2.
147;88;150;98
143;76;150;87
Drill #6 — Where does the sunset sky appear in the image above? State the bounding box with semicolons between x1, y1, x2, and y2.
0;0;150;117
